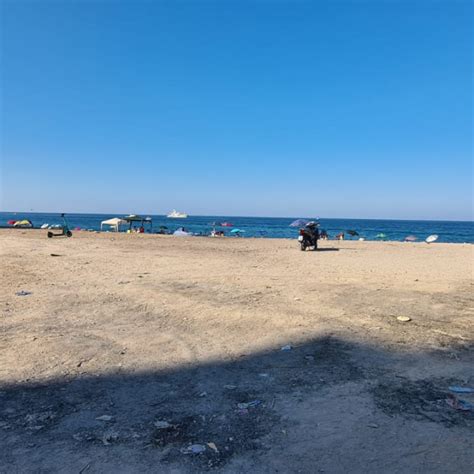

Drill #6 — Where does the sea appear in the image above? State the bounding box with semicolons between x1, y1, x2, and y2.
1;212;473;243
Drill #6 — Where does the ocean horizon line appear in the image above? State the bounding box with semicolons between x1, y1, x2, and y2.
1;211;472;224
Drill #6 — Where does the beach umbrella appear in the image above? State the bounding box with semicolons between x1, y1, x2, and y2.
290;219;308;227
230;228;245;234
375;233;387;240
404;235;418;242
425;234;438;243
347;230;359;236
7;220;16;225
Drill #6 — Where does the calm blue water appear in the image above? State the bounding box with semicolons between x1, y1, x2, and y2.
1;212;473;243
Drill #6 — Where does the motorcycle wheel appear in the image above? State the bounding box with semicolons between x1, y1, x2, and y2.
66;231;72;237
47;232;53;238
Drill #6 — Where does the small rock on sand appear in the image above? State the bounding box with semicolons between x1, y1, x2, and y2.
397;316;411;322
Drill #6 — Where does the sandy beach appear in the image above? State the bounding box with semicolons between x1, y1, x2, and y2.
1;230;473;473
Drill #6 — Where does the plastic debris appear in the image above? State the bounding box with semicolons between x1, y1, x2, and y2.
96;415;113;421
101;430;119;445
224;384;237;390
446;394;474;411
153;420;171;429
16;291;32;296
237;400;262;410
449;386;474;394
207;442;218;453
181;444;206;454
396;316;411;322
281;344;293;351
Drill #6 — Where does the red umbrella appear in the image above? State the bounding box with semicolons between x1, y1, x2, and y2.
7;220;16;225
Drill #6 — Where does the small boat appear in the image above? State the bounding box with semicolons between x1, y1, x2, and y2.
221;222;233;227
167;210;188;218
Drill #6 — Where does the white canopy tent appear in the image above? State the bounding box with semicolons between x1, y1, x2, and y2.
100;217;127;232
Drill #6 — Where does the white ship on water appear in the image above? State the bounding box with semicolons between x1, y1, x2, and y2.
167;210;188;218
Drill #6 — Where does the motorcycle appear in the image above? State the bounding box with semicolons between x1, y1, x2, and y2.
298;222;319;251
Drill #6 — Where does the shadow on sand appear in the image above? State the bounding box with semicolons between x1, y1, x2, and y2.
1;336;473;472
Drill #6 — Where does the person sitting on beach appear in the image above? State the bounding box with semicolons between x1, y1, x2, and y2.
336;232;344;241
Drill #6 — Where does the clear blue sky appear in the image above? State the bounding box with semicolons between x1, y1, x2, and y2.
1;1;472;220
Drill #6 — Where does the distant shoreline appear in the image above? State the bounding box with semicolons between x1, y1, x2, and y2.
2;212;473;243
1;211;472;223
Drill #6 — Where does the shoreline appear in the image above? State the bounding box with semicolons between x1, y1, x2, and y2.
0;227;472;245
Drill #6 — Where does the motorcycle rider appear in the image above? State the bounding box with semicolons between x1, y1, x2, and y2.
305;221;320;243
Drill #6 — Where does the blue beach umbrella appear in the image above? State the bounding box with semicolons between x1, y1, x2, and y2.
290;219;308;227
231;228;245;234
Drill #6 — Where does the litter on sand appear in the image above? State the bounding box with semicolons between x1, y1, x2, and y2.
16;290;32;296
281;344;293;351
101;430;119;445
446;394;474;411
207;442;218;453
396;316;411;322
448;386;474;394
153;420;171;429
181;444;206;454
237;400;262;410
96;415;113;421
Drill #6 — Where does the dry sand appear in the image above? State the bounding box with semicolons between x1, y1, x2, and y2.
1;230;473;473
